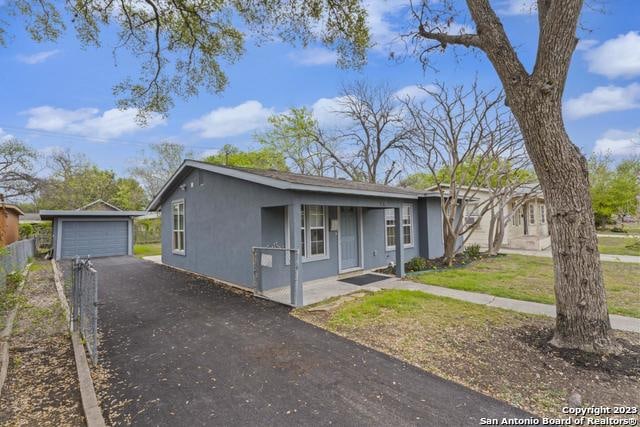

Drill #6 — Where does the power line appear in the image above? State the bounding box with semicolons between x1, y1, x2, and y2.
0;124;229;152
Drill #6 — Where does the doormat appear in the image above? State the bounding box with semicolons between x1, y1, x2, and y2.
339;274;390;286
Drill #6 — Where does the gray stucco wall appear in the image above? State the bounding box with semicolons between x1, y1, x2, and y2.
160;168;444;289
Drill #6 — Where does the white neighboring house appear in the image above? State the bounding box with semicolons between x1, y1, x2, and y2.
462;185;550;251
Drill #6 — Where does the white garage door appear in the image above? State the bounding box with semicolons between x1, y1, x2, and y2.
60;220;129;258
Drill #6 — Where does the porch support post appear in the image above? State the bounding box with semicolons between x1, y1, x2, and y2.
288;203;303;307
394;206;404;277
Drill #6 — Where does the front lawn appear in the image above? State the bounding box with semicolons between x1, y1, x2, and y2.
133;243;161;258
598;236;640;256
294;290;640;418
411;254;639;318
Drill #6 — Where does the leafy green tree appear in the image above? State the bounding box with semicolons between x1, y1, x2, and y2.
37;149;146;210
204;144;288;171
255;107;330;176
589;155;640;227
399;173;436;190
113;178;148;210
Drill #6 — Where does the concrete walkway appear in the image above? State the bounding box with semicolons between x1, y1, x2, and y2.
381;280;640;333
598;233;640;239
500;248;639;263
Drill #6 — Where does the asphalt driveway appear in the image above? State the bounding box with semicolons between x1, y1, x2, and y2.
86;256;532;426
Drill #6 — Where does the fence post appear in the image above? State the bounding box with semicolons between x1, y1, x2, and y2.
253;248;263;294
91;265;98;364
290;249;302;307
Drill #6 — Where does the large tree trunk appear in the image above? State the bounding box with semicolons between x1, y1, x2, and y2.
488;211;505;256
509;97;617;353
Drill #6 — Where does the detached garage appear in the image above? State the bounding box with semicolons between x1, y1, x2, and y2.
40;208;145;260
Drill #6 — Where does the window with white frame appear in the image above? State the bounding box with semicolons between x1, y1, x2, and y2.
513;206;521;226
297;205;327;260
307;205;326;257
540;205;546;224
172;200;185;254
385;206;413;250
529;204;535;224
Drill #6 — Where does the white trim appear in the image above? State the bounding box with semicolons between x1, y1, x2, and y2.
337;206;364;273
384;205;415;252
301;205;329;263
284;207;291;265
147;160;425;210
76;199;123;211
171;199;186;256
55;217;131;260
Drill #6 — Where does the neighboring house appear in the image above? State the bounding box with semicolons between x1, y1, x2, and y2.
148;160;446;294
40;199;145;259
0;204;24;247
460;185;550;251
76;199;122;211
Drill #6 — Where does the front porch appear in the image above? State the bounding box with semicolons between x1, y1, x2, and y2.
260;271;398;306
256;199;418;307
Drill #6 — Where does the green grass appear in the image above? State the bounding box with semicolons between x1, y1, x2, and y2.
133;243;161;258
597;236;640;256
598;221;640;235
411;254;640;318
327;289;522;330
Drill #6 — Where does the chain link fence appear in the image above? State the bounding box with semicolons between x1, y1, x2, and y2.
0;239;35;290
71;257;99;364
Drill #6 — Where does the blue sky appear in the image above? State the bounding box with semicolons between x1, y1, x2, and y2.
0;0;638;178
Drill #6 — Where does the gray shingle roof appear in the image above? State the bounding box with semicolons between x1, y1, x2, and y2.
187;160;425;197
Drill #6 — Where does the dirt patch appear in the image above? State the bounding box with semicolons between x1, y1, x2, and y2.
294;290;640;418
0;260;84;426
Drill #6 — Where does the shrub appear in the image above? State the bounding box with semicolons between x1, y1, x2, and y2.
405;257;428;272
6;271;24;289
463;244;481;259
18;223;35;239
610;226;627;233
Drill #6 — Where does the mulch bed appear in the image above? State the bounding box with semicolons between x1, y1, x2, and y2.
0;261;85;426
376;252;499;275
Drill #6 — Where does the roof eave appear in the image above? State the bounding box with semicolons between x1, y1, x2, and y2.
147;160;425;210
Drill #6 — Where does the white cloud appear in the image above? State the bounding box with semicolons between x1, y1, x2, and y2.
199;148;220;158
17;49;61;64
393;84;437;101
564;83;640;119
576;39;598;51
497;0;537;16
584;31;640;79
310;96;354;128
23;106;165;138
0;127;14;141
183;101;274;138
289;47;338;66
593;129;640;156
364;0;407;51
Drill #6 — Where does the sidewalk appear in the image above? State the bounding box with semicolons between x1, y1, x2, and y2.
381;280;640;333
500;248;639;263
597;233;640;239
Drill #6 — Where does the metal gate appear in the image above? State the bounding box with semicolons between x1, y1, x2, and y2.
71;257;99;364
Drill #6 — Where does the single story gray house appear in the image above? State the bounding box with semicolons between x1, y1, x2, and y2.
41;200;145;260
148;160;445;301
